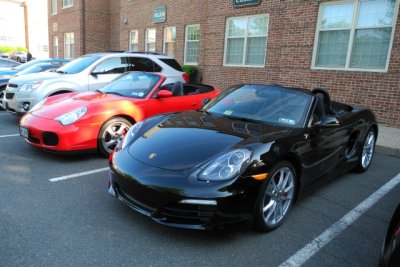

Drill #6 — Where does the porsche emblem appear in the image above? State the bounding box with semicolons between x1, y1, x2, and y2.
148;153;157;159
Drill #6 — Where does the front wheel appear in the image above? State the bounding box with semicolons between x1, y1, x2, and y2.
354;128;376;172
254;161;297;232
98;117;132;157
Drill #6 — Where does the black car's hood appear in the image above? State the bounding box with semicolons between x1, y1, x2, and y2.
128;111;295;171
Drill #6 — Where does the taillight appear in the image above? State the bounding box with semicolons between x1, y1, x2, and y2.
182;73;189;83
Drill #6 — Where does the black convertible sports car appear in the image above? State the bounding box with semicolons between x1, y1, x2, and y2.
379;204;400;267
108;84;377;231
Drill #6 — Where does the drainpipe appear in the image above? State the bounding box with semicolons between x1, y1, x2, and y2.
81;0;85;55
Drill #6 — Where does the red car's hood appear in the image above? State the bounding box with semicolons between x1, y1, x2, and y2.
31;91;144;119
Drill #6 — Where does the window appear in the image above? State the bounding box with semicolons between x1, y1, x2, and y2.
129;57;162;72
92;57;133;74
129;30;139;52
64;32;74;59
184;24;200;65
53;36;58;58
145;28;156;52
51;0;57;15
224;14;269;67
163;26;176;57
62;0;73;8
313;0;398;71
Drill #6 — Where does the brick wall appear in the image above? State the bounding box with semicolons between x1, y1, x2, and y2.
48;0;400;128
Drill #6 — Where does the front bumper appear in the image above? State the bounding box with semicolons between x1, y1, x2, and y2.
108;149;260;230
19;113;100;152
2;89;39;115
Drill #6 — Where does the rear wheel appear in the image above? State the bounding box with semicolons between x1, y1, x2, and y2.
354;128;376;172
98;117;132;157
254;161;296;231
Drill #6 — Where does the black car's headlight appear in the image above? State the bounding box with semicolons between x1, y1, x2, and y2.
198;149;251;181
119;121;143;149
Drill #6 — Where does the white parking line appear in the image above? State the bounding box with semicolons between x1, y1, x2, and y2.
279;172;400;267
49;167;109;182
0;134;19;138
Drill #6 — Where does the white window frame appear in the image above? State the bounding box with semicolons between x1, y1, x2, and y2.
163;26;176;57
62;0;73;9
145;28;156;52
223;14;269;68
53;36;58;58
51;0;57;15
184;24;200;65
64;32;74;59
311;0;399;73
129;30;139;52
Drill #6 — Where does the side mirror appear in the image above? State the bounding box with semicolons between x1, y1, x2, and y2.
157;90;173;98
311;116;339;128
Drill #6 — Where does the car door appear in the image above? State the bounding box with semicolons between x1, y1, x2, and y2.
144;86;204;118
88;57;129;91
301;113;349;184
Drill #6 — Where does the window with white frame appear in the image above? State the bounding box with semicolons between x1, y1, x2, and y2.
64;32;74;59
184;24;200;65
53;36;58;58
313;0;398;71
163;26;176;57
145;28;156;52
51;0;57;15
62;0;73;8
129;30;139;52
224;14;269;67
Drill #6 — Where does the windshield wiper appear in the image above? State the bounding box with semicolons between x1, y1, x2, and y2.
56;70;67;74
104;91;123;96
219;114;264;124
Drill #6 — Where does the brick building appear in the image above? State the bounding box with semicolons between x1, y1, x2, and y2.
48;0;400;128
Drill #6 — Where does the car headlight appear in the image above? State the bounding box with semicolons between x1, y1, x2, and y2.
119;121;143;149
55;106;87;126
29;99;46;113
198;149;252;181
19;81;43;93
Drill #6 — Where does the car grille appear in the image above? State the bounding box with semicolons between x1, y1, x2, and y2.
5;93;14;99
160;203;217;224
42;132;59;146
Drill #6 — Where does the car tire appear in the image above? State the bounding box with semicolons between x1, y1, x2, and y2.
98;117;132;157
254;160;297;232
354;128;376;173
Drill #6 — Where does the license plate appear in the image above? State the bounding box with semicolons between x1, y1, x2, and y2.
19;126;28;138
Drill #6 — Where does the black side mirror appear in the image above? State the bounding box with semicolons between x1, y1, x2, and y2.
321;116;339;127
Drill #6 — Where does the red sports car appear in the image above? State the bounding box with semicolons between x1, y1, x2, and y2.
19;72;219;156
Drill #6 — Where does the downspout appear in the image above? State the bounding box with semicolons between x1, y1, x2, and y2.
81;0;85;55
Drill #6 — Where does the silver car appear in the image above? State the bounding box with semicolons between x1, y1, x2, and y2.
2;52;188;115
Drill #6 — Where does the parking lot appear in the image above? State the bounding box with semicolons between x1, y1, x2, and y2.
1;109;399;266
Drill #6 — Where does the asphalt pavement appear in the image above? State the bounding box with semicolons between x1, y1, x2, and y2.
0;110;399;266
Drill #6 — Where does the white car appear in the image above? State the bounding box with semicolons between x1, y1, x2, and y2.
2;52;188;115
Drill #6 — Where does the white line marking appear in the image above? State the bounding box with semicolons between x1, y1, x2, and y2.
49;167;109;182
0;134;19;138
279;172;400;267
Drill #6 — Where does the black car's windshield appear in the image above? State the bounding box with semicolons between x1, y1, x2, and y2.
99;72;160;99
205;84;312;128
57;55;101;74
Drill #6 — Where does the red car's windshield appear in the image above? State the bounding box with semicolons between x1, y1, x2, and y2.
98;72;161;99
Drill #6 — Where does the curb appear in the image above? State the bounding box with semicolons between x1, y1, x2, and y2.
376;145;400;158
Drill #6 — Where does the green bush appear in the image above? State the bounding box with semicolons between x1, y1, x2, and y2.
182;65;196;77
